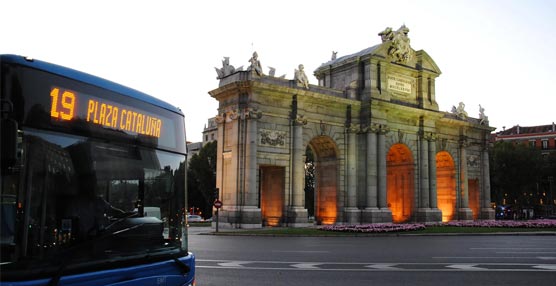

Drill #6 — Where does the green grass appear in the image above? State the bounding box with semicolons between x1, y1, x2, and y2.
211;226;556;236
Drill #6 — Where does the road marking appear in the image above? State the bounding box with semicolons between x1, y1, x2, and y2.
217;261;248;267
469;247;556;250
537;257;556;260
497;252;556;254
196;260;556;272
272;250;330;253
433;256;556;260
291;263;322;269
365;263;399;270
533;265;556;270
446;264;486;271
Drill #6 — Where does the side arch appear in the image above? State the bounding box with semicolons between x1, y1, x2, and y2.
436;151;456;222
306;135;339;225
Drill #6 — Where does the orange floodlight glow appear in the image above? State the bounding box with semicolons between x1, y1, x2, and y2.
436;151;456;222
387;144;414;223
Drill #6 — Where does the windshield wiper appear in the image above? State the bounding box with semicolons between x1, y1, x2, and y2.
48;217;144;286
105;211;140;230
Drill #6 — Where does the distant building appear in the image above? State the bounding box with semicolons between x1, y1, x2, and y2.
492;123;556;157
186;141;202;162
186;118;217;162
202;117;217;145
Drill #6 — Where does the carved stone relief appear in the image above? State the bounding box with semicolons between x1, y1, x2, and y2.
260;129;287;147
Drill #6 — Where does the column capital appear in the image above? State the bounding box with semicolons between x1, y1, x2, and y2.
243;108;263;120
215;110;240;123
346;123;360;133
363;123;380;133
423;132;438;141
377;124;390;135
363;123;389;134
293;114;308;126
459;135;469;147
215;113;226;124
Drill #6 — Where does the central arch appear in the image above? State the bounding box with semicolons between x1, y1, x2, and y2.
436;151;456;222
387;143;415;223
306;136;338;225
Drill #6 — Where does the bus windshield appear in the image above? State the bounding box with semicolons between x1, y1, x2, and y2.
0;56;190;282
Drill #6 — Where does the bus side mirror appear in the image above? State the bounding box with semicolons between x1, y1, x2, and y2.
1;118;18;173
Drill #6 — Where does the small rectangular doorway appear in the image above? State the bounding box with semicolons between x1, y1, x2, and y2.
260;166;284;226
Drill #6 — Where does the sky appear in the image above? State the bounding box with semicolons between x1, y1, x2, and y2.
2;0;555;142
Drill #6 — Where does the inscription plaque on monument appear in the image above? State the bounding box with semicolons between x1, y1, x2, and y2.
387;74;414;96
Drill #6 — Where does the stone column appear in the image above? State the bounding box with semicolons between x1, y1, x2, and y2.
415;131;442;223
215;114;225;202
458;137;473;220
377;125;392;222
345;124;360;223
377;128;387;208
241;109;262;226
366;130;378;208
427;134;441;222
293;121;304;207
363;126;381;223
419;133;430;209
215;110;241;228
428;137;438;209
480;144;495;219
287;115;309;227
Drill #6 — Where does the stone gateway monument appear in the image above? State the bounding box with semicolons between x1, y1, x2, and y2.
209;25;495;228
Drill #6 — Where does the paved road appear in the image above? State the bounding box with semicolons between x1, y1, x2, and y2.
188;228;556;286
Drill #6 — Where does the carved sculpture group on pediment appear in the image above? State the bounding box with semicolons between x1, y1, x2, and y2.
378;25;414;63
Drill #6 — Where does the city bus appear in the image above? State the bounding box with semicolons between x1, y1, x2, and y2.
0;55;195;286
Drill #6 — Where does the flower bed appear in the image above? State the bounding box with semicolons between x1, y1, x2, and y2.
317;220;556;233
318;223;426;233
438;219;556;228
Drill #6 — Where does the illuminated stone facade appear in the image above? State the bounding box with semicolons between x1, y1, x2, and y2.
209;26;495;228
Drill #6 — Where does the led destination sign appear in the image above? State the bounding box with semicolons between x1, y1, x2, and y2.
50;87;163;138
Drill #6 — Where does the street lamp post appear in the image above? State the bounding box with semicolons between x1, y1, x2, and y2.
549;176;554;216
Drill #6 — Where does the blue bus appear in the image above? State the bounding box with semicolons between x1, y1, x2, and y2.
0;55;195;286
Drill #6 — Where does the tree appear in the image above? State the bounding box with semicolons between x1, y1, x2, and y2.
187;141;216;218
490;141;543;207
304;147;315;217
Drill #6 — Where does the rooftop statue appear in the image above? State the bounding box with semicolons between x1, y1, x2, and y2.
247;51;264;76
294;64;309;89
268;66;286;78
479;104;489;125
378;25;413;63
451;102;468;120
378;27;394;42
215;57;243;79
